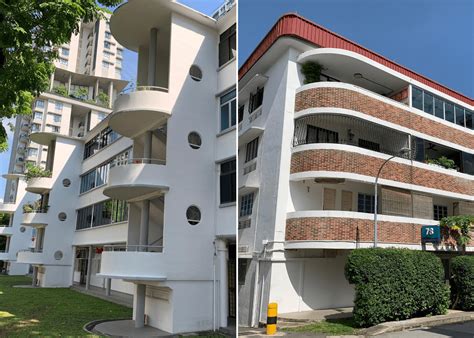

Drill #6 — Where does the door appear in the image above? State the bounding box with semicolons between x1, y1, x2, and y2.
228;243;236;320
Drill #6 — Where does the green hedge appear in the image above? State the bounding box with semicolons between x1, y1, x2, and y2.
345;248;449;327
451;256;474;310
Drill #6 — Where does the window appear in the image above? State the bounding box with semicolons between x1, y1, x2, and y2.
35;100;44;109
61;48;69;56
76;199;128;230
27;148;38;157
433;205;448;221
188;132;202;149
189;65;202;81
34;111;43;120
434;97;444;119
47;124;60;133
220;159;236;204
455;106;465;127
186;206;201;225
358;193;375;213
103;51;112;59
358;139;380;152
219;24;236;66
102;61;110;69
116;48;123;57
83;127;120;159
306;125;338;144
105;31;111;40
412;87;423;110
445;102;454;123
49;113;61;123
240;193;254;217
245;137;259;163
248;87;264;113
423;92;434;114
238;259;249;285
31;123;41;132
466;110;473;129
59;58;68;66
55;102;63;111
104;41;111;49
238;105;244;123
220;89;236;131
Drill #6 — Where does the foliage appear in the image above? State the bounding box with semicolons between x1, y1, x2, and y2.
25;163;51;182
451;256;474;310
0;0;122;152
283;318;358;335
97;91;109;106
53;85;68;97
426;156;457;170
345;248;449;327
0;236;5;251
440;215;474;247
0;213;10;226
0;275;132;336
301;61;324;84
71;87;89;100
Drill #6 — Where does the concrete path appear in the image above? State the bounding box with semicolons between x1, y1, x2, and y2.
71;284;133;308
93;319;173;337
377;320;474;337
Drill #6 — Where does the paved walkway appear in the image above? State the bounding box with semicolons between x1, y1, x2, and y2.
93;319;173;337
71;284;133;308
377;320;474;337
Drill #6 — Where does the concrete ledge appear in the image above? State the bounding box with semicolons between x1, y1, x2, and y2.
365;310;474;336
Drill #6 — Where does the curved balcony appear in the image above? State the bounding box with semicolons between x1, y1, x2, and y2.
109;87;172;138
25;177;53;194
0;252;11;261
103;158;169;201
16;249;44;265
0;227;13;236
98;245;166;281
19;134;29;143
21;211;49;227
285;210;446;250
0;202;17;214
30;131;59;146
291;144;474;199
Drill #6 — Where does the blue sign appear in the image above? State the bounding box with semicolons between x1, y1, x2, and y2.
421;226;441;243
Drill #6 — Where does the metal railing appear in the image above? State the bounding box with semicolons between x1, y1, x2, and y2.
110;158;166;168
103;244;163;253
23;207;49;214
120;85;169;95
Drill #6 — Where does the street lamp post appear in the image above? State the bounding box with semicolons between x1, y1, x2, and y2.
373;147;411;248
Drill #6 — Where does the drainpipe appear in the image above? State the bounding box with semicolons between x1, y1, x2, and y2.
148;28;158;87
217;239;228;328
212;241;217;331
85;245;92;290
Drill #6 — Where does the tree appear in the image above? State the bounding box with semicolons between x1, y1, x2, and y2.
0;0;122;151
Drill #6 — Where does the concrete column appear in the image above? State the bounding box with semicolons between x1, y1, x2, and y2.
139;200;150;251
45;140;55;172
32;266;38;286
216;239;228;328
108;81;114;108
105;278;111;296
94;79;100;100
49;72;55;91
85;246;92;290
135;283;146;328
143;131;152;164
67;74;72;95
148;28;158;86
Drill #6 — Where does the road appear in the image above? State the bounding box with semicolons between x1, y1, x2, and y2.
378;320;474;338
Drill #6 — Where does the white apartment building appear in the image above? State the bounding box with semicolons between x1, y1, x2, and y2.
0;14;127;276
2;0;236;335
237;14;474;327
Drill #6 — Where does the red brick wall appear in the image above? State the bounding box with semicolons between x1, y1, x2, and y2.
285;217;421;244
291;149;474;196
295;87;474;150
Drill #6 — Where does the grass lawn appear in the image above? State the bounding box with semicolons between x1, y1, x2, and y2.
282;318;360;335
0;275;132;337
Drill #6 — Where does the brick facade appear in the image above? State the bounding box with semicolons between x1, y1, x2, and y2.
285;217;422;244
295;87;474;150
291;149;474;196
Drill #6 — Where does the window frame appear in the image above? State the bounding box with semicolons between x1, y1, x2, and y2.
245;137;259;163
220;158;236;204
220;89;236;131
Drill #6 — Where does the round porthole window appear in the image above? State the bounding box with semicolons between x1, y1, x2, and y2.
54;250;63;260
186;206;201;225
62;178;71;187
188;132;202;150
189;65;202;82
58;212;67;221
20;226;26;233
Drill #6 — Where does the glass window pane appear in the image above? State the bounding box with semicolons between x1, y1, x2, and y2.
455;106;465;127
434;97;444;119
444;102;454;123
466;110;473;129
412;87;423;110
423;92;434;114
221;104;229;131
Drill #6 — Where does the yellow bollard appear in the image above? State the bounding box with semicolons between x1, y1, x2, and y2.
266;303;278;335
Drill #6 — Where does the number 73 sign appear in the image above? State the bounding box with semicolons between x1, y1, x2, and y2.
421;225;441;243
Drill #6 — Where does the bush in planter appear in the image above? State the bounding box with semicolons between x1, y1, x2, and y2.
25;163;52;182
345;248;449;327
301;61;323;84
440;215;474;247
53;85;68;97
426;156;457;170
451;256;474;310
97;92;109;106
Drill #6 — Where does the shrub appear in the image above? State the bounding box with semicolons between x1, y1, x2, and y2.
426;156;457;170
440;215;474;247
301;61;323;84
451;256;474;310
53;85;68;97
345;248;449;327
25;163;52;182
97;92;109;106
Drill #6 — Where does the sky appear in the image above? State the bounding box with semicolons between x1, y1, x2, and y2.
239;0;474;98
0;0;223;198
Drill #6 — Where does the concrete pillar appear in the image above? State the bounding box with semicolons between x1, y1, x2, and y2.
94;79;99;100
32;266;38;286
217;239;228;328
108;81;114;108
67;74;72;95
85;246;92;290
49;72;55;91
148;28;158;86
45;140;55;172
143;131;152;164
105;278;111;296
135;283;146;328
139;200;150;251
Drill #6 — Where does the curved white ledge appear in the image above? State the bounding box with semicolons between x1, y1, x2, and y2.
21;212;49;227
30;132;59;146
239;170;259;194
0;227;14;236
98;251;167;281
0;252;12;261
103;163;169;201
0;202;17;214
110;89;172;138
16;251;45;265
25;177;53;194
